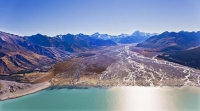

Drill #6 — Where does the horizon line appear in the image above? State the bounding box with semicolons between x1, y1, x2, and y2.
1;30;200;37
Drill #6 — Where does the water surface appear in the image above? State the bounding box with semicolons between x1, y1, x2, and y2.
0;87;200;111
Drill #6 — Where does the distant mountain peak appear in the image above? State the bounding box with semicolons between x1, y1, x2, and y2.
132;30;142;35
36;33;43;36
131;30;156;37
93;32;100;35
119;33;130;37
91;32;100;36
30;33;48;37
135;30;141;32
78;33;84;35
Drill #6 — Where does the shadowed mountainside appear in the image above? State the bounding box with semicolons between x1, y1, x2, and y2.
27;33;117;52
0;31;117;74
136;31;200;52
158;46;200;69
136;31;200;69
0;32;76;74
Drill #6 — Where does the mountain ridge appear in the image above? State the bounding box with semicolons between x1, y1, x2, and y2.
90;30;157;43
0;31;117;74
136;31;200;51
135;31;200;69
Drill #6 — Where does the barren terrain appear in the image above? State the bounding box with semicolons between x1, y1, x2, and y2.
1;44;200;100
51;44;200;87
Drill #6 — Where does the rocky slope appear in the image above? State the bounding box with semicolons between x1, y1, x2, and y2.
157;46;200;69
0;31;117;75
26;34;73;52
136;31;200;52
0;32;56;74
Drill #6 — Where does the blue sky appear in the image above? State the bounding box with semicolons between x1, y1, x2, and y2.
0;0;200;36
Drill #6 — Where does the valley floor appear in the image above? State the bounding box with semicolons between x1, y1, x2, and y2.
1;44;200;100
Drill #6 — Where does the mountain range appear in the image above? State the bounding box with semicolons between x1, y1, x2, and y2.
90;30;157;43
136;31;200;52
2;29;200;102
136;31;200;69
2;30;200;74
0;31;117;74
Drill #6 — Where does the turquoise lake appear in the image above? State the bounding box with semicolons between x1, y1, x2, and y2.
0;87;200;111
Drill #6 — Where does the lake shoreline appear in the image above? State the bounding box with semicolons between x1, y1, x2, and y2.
1;86;200;111
1;45;200;101
0;81;51;101
1;81;200;101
